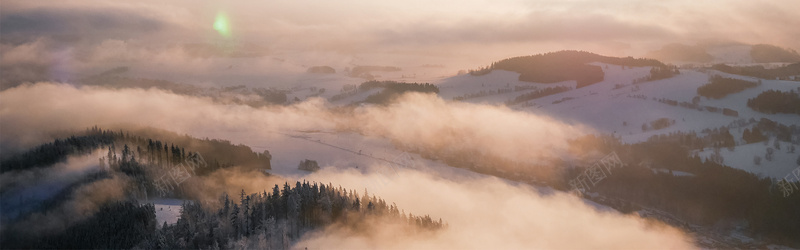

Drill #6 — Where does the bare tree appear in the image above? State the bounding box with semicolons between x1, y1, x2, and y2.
766;147;775;161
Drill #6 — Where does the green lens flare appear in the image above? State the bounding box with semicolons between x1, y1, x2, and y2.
213;12;231;38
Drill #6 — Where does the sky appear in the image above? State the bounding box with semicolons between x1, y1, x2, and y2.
2;0;798;66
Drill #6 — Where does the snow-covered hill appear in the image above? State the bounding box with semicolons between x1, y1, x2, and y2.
438;63;798;142
433;62;799;178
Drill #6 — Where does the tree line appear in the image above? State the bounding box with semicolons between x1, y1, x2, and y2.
3;182;446;249
747;89;800;115
2;200;158;249
1;126;271;175
359;80;440;105
697;75;759;99
711;63;800;80
505;86;571;105
147;182;445;249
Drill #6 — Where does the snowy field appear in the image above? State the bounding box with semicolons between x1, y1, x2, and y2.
696;142;800;179
144;198;185;226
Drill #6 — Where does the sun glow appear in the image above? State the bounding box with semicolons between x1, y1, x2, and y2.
213;11;231;38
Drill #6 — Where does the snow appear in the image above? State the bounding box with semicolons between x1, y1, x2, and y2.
696;142;799;179
651;168;696;177
241;131;405;177
433;63;799;144
144;198;185;226
238;130;495;187
431;62;800;178
504;64;724;143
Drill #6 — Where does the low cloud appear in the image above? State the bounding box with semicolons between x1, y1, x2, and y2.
0;150;105;197
4;173;130;236
0;83;334;153
350;92;586;163
1;83;584;165
181;166;286;203
295;167;696;249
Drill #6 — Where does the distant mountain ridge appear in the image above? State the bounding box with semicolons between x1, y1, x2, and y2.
646;43;800;64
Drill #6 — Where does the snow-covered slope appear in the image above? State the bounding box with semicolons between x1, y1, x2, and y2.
437;70;574;105
438;63;798;143
435;62;799;177
696;142;799;179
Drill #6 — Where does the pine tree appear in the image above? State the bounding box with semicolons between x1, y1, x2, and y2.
231;204;240;237
241;190;250;236
122;144;130;164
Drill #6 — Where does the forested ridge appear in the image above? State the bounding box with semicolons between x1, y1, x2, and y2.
330;80;439;104
3;201;159;249
0;129;116;173
470;51;667;88
0;127;446;249
150;183;444;249
0;126;272;174
3;183;445;249
1;127;272;227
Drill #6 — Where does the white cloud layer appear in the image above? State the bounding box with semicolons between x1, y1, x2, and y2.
296;167;697;249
